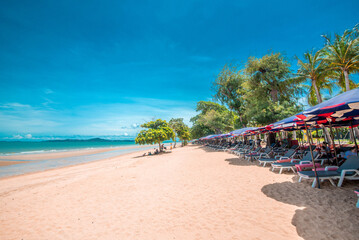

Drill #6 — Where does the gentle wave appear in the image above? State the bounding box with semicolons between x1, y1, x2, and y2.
0;141;137;155
0;146;126;156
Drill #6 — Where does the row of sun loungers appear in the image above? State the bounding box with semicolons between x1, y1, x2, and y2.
204;142;359;189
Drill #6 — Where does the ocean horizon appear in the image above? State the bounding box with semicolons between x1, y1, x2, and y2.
0;138;137;155
0;138;176;155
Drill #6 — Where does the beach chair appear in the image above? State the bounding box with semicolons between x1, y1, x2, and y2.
226;143;240;152
271;151;319;174
244;146;262;161
245;147;271;161
235;144;253;157
297;155;359;187
232;143;248;154
258;149;296;167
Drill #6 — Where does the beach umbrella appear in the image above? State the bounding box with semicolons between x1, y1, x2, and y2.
297;88;359;122
297;88;359;156
294;88;359;188
218;133;232;138
230;127;258;136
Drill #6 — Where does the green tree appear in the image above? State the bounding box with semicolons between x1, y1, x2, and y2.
212;64;247;127
295;50;334;105
196;109;237;134
169;118;191;147
190;101;237;136
135;119;175;151
245;52;301;103
195;101;228;114
190;122;213;140
321;25;359;91
294;50;335;143
177;125;191;146
243;53;302;125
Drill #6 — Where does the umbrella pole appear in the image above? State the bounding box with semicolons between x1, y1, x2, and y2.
335;128;341;147
350;120;359;156
305;123;320;189
328;121;339;166
300;129;305;158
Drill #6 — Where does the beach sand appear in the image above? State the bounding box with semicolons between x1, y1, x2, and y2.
0;161;24;167
0;145;358;240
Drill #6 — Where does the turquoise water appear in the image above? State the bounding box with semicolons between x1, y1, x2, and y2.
0;145;156;178
0;140;137;155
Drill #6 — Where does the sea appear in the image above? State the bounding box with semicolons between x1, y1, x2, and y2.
0;139;172;178
0;139;137;155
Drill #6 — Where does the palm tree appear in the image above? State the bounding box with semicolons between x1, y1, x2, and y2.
321;25;359;91
295;50;334;105
295;50;334;143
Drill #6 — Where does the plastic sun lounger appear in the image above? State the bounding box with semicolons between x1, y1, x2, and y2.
237;146;254;158
258;149;296;167
233;145;250;154
245;148;271;161
355;190;359;208
271;152;319;174
295;161;322;172
312;166;339;171
244;147;262;161
297;156;359;187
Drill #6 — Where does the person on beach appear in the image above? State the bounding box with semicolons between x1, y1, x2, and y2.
344;147;357;159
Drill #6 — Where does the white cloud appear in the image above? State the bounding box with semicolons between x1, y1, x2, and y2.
124;133;128;136
12;134;24;139
0;103;32;109
25;134;32;139
0;98;196;137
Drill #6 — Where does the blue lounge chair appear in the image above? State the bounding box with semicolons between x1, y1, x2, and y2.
245;147;271;161
297;155;359;187
271;151;319;174
258;149;296;167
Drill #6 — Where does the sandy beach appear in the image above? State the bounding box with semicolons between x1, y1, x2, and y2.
0;145;358;240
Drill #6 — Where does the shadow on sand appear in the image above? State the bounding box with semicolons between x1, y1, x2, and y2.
224;157;258;167
220;149;359;240
261;180;359;240
132;151;173;159
198;146;222;153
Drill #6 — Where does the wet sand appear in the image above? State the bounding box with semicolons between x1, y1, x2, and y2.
0;145;358;240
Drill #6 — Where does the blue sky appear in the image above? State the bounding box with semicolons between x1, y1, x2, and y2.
0;0;358;139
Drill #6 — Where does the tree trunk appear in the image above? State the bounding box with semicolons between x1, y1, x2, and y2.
312;78;332;144
158;142;161;152
267;132;276;146
323;128;333;145
354;128;359;141
342;69;358;140
238;115;246;127
312;79;322;103
343;69;350;91
270;88;278;103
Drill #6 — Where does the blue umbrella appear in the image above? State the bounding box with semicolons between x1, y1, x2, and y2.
297;88;359;122
230;127;258;136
